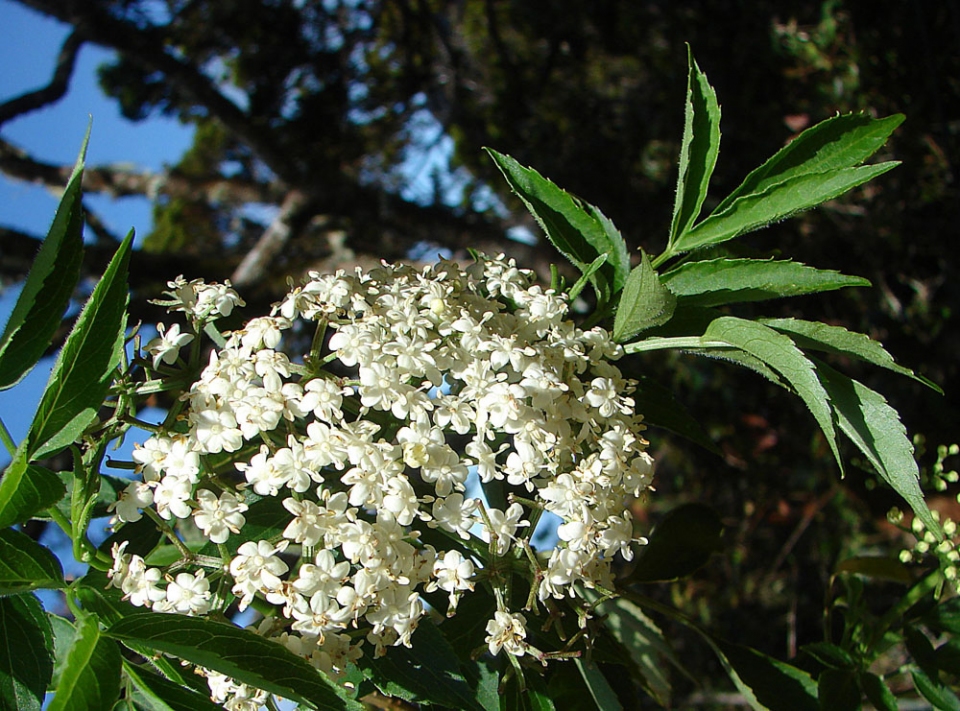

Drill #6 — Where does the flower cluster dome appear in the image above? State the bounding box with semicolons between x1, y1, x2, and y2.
110;254;654;699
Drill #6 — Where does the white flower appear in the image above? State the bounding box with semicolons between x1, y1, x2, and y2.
193;489;247;544
159;570;212;615
152;473;193;520
486;503;530;555
191;406;243;454
230;540;289;610
111;481;154;523
429;550;475;613
430;493;478;540
145;322;193;370
485;610;527;657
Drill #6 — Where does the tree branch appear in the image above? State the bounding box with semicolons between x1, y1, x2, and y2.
231;189;310;288
13;0;301;185
0;30;83;126
0;135;283;205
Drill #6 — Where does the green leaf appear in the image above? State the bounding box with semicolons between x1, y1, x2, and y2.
860;672;898;711
715;113;904;213
575;659;623;711
817;668;860;711
47;614;77;691
669;46;721;244
628;503;723;582
122;662;223;711
713;639;820;711
935;639;960;676
812;360;939;534
485;149;629;304
501;670;555;711
363;620;485;711
0;593;53;711
702;317;842;470
46;613;122;711
0;130;87;391
24;229;134;461
631;375;721;455
0;528;64;595
905;626;939;679
592;596;692;707
105;612;360;710
673;162;898;254
925;598;960;637
52;470;129;523
761;318;940;392
801;642;855;670
911;668;960;711
661;258;869;308
612;250;677;342
834;556;914;585
0;461;66;529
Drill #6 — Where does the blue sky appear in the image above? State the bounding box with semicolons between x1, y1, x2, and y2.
0;0;195;239
0;0;196;449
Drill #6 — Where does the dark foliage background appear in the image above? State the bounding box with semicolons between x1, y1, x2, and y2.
2;0;958;705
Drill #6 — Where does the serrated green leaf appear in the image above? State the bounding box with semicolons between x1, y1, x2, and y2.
817;668;860;711
674;162;898;254
0;529;64;595
690;347;784;386
628;503;723;583
715;113;904;213
631;375;721;455
713;639;819;711
761;318;940;392
47;613;122;711
363;620;485;711
106;612;360;710
613;250;677;342
485;149;629;304
860;672;898;711
661;258;869;307
0;593;53;711
24;230;133;461
669;46;721;244
0;460;66;529
812;359;939;534
834;556;914;584
575;659;623;711
0;131;87;391
122;662;222;711
702;317;842;470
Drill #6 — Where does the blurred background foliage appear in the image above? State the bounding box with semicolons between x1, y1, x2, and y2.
2;0;959;705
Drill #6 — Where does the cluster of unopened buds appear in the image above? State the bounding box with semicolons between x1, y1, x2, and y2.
109;255;654;705
890;508;960;583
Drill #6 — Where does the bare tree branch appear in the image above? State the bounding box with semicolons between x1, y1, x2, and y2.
231;189;310;288
0;136;283;205
0;31;83;126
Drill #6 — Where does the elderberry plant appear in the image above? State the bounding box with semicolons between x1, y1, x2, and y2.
1;50;956;711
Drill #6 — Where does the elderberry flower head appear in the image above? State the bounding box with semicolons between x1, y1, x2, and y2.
111;253;654;694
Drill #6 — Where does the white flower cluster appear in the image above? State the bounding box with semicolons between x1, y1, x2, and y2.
110;255;653;701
